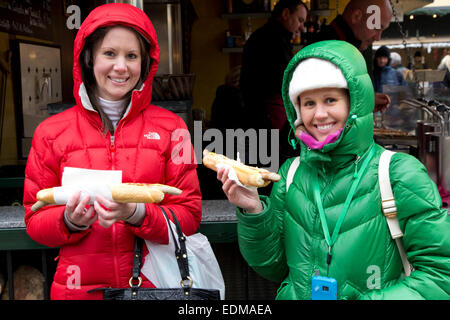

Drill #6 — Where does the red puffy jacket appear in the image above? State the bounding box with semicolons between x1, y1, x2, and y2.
23;3;202;299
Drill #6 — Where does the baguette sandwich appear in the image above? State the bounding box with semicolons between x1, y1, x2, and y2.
31;183;182;212
202;149;280;187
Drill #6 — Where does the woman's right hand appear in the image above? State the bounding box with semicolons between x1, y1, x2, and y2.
217;167;263;214
64;190;98;227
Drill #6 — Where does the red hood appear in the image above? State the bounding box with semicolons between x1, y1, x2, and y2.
72;3;159;119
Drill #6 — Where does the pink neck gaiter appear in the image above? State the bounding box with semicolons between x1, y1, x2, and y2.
296;128;343;150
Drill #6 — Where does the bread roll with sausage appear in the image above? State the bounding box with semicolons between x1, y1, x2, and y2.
31;183;182;212
202;149;280;188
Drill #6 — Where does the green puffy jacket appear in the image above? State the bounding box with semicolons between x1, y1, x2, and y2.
236;40;450;300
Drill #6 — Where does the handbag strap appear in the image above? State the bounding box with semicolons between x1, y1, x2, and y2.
158;206;192;288
129;207;193;291
130;236;144;289
168;208;190;281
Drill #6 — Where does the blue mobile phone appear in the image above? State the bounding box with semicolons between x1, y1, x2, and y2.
311;276;337;300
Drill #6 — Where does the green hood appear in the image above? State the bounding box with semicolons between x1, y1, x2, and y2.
282;40;374;168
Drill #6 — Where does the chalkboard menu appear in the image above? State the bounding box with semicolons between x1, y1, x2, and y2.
0;0;53;40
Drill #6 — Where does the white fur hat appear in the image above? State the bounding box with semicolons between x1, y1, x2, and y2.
289;58;348;127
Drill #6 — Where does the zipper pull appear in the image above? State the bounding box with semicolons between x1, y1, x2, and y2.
346;114;358;128
353;155;361;178
110;135;116;152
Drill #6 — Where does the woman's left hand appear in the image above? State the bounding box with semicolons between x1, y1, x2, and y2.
94;194;137;228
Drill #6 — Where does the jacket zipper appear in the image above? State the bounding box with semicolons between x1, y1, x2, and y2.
110;135;116;167
112;223;121;287
109;134;121;287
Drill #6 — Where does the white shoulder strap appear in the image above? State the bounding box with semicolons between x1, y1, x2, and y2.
286;156;300;193
379;150;403;239
379;150;413;277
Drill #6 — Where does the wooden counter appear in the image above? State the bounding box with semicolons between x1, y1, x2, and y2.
0;200;238;251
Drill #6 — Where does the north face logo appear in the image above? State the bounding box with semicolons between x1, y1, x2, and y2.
144;132;160;140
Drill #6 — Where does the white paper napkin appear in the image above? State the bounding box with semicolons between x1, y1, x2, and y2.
53;167;123;204
216;153;257;191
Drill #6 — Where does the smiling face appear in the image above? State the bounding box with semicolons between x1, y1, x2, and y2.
299;88;350;142
92;26;142;101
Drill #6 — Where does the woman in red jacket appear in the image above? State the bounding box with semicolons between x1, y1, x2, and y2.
23;3;202;299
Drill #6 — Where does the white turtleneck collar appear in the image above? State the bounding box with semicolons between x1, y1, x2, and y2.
97;96;127;130
78;83;147;127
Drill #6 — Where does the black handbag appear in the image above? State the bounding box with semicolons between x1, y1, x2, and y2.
92;207;220;300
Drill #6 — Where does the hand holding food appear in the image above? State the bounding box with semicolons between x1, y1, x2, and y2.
202;149;280;188
218;167;263;214
64;191;98;228
31;183;182;212
94;194;137;228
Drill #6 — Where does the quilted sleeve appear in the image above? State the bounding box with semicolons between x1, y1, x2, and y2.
235;158;295;283
361;153;450;300
126;116;202;242
23;124;90;248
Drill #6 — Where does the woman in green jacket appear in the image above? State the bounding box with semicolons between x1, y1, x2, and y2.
217;40;450;300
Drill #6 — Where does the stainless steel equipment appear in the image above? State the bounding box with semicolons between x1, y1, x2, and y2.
427;133;450;193
403;98;450;193
416;120;440;163
382;1;450;194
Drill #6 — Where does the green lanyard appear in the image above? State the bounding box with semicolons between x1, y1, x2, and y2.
313;144;375;276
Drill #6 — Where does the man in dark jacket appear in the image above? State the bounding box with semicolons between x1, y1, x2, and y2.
239;0;308;131
239;0;308;182
317;0;393;112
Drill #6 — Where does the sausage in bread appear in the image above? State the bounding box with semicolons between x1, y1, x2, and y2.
202;149;280;187
31;183;182;212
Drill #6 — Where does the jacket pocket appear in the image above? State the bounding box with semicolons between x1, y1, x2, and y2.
340;281;363;300
276;279;296;300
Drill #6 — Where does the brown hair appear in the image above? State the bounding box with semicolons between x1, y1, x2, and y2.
79;26;151;134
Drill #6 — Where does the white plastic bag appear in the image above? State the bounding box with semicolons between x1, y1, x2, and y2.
141;220;225;300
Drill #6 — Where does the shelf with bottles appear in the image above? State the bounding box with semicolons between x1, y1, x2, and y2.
222;44;303;53
223;0;272;16
220;0;330;54
222;17;304;54
222;27;305;53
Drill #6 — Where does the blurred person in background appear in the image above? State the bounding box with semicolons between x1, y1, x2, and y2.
390;51;409;80
372;46;406;93
240;0;308;131
408;51;428;70
316;0;393;113
438;54;450;88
